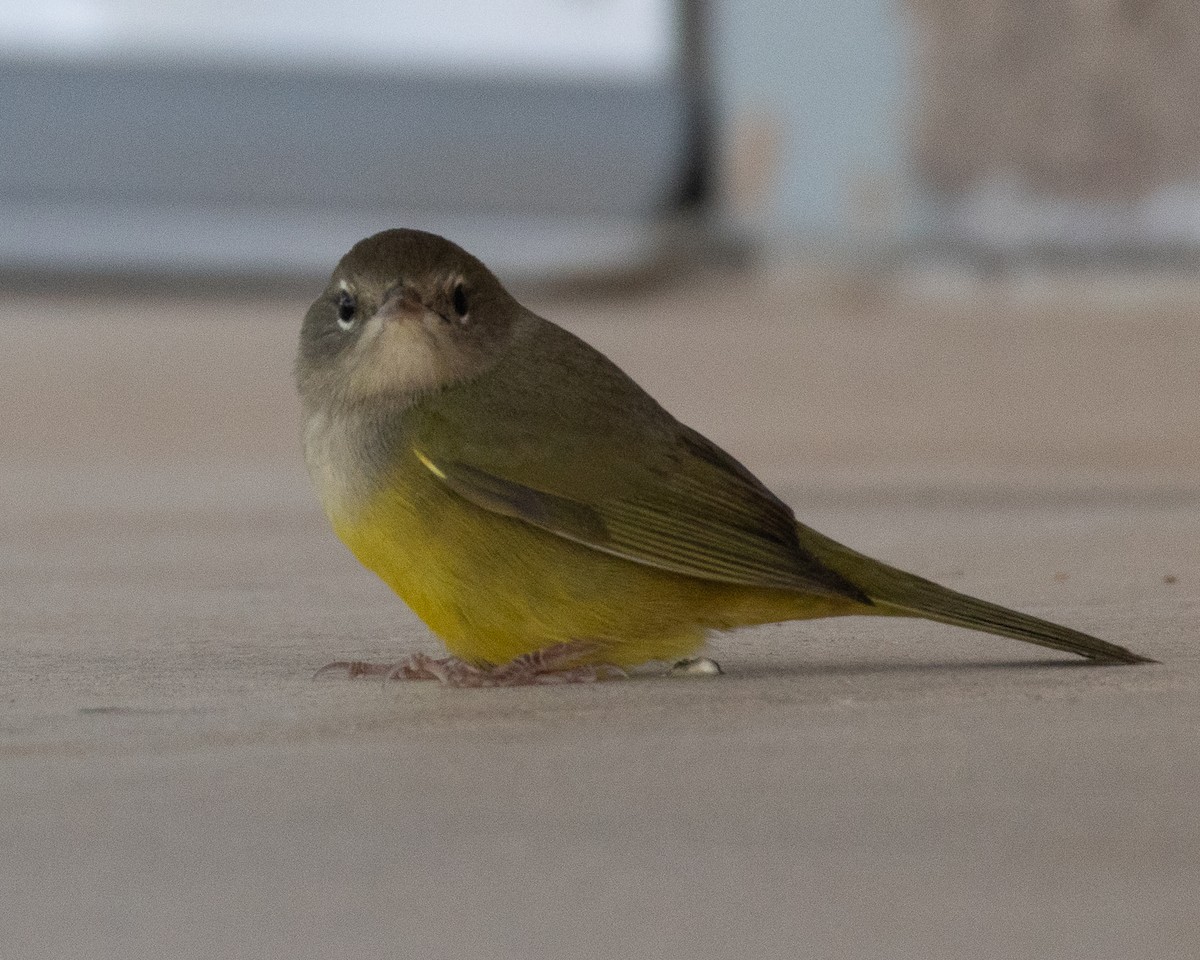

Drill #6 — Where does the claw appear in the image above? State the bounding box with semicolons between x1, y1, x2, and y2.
313;660;396;680
314;639;626;688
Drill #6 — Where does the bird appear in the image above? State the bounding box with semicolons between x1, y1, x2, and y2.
295;228;1154;686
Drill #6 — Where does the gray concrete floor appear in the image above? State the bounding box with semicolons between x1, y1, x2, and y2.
2;269;1198;960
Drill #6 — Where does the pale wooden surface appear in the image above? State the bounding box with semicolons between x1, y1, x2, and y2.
2;269;1197;960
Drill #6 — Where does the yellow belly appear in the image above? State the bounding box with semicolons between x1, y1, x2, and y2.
329;465;856;667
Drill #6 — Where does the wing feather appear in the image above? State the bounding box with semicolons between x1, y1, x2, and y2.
404;315;869;603
415;447;868;601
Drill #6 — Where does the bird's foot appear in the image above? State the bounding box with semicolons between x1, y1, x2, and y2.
315;640;626;688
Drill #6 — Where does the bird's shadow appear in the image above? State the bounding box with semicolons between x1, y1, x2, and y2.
700;657;1105;682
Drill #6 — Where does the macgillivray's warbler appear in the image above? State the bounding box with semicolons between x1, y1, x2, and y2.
296;229;1154;686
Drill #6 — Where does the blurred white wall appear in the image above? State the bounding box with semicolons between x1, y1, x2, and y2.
1;0;676;78
0;0;694;277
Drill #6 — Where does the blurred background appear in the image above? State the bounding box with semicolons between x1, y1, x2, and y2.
6;0;1200;275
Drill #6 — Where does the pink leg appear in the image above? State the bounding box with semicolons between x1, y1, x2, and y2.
314;640;626;688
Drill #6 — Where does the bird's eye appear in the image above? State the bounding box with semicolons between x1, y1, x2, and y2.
335;290;357;330
451;282;469;322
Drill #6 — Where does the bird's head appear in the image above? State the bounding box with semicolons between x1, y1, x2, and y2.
296;229;520;409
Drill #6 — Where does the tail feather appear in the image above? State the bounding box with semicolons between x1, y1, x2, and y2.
797;524;1156;665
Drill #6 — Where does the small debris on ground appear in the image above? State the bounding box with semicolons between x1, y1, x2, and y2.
671;657;724;678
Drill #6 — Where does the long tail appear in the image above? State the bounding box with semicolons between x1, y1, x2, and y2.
796;524;1156;664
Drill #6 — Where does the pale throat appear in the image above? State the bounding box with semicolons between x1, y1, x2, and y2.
344;312;480;402
304;312;478;518
302;398;409;521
